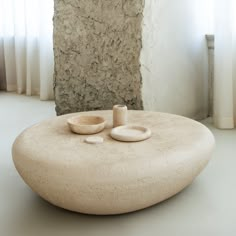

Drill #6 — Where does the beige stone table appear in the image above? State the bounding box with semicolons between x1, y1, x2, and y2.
12;111;215;215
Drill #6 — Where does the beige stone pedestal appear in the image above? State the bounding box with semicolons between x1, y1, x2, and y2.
12;111;215;215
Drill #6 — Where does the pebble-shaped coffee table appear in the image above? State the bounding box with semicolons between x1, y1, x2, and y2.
12;111;215;215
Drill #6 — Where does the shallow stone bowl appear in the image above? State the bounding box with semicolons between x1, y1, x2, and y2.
67;115;106;134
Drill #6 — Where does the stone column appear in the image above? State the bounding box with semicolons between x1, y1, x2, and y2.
54;0;144;115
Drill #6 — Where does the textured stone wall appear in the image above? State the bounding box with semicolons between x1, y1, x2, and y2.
54;0;144;115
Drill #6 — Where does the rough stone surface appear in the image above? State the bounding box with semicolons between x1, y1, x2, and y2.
53;0;144;115
12;110;215;215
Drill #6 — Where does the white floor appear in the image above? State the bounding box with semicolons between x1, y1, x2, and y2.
1;92;236;236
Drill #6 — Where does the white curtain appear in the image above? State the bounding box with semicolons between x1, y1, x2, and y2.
0;0;54;100
214;0;236;128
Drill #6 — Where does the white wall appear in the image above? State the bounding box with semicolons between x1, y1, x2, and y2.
141;0;209;120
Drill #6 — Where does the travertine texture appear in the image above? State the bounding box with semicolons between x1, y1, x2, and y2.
54;0;144;115
12;111;215;215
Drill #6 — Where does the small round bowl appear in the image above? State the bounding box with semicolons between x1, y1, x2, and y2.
67;115;106;134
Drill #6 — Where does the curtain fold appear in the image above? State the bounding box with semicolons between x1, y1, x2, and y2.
214;0;234;128
213;0;236;128
0;0;54;100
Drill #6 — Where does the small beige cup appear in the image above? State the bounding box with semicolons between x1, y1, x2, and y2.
113;104;128;127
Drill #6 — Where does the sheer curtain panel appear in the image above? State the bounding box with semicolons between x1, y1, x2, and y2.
0;0;54;100
214;0;236;128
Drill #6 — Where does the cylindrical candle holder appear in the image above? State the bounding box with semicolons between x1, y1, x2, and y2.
113;105;128;127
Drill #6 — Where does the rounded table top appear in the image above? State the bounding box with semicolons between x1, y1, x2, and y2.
14;110;212;164
12;110;215;215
